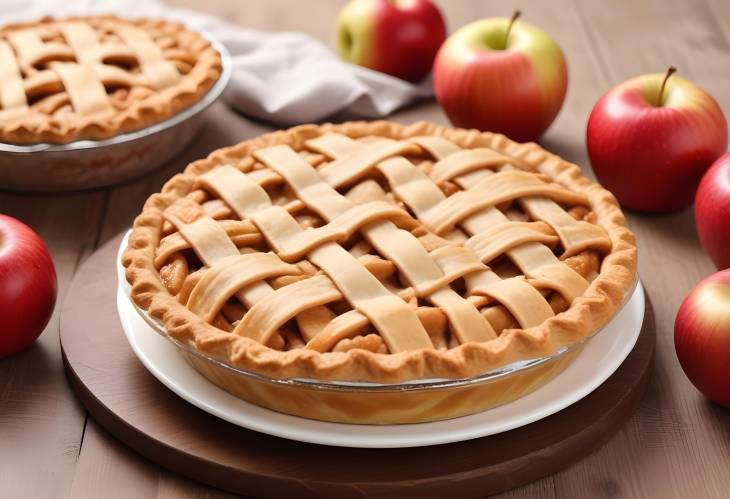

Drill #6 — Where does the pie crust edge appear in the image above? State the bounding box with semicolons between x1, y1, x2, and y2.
123;120;638;383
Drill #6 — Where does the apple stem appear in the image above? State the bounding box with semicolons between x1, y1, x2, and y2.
503;10;521;49
657;66;677;107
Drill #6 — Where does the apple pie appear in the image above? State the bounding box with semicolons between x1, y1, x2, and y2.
124;121;637;394
0;15;221;144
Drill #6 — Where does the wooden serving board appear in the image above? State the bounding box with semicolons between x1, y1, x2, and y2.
60;233;655;498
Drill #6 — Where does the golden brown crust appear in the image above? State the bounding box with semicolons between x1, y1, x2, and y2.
122;121;637;383
0;15;221;144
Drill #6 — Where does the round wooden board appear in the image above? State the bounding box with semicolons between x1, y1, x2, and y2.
60;233;655;499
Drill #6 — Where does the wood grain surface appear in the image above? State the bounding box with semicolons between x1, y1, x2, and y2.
1;0;729;497
59;233;653;499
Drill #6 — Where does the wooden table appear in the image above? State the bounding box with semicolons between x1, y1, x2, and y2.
1;1;729;497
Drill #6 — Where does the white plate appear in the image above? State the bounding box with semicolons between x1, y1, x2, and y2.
116;254;645;448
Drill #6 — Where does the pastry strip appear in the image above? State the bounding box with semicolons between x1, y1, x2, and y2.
49;62;113;116
0;41;28;109
186;253;300;322
254;201;410;262
420;170;589;235
60;22;103;64
307;134;561;326
304;309;370;352
234;274;342;344
408;135;461;158
378;156;446;217
317;139;419;188
155;219;260;268
116;25;180;89
520;197;612;258
464;221;559;264
256;145;496;343
467;274;555;328
380;137;601;303
429;148;513;183
7;29;74;68
198;164;433;352
434;152;612;262
166;214;273;306
453;171;596;303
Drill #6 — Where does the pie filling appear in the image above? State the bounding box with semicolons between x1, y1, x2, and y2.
0;16;221;143
149;133;613;356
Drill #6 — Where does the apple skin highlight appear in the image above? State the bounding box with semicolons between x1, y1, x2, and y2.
675;270;730;408
587;73;727;213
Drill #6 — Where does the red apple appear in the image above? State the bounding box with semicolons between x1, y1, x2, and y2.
336;0;446;82
0;214;57;358
675;269;730;407
696;152;730;270
587;68;728;213
433;11;568;142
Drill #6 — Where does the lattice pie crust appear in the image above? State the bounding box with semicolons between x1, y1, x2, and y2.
0;16;221;144
124;121;637;383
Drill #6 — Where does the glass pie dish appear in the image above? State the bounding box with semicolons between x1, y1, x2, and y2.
0;33;231;193
118;232;638;425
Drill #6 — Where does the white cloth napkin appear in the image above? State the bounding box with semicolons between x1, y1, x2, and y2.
1;0;433;124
